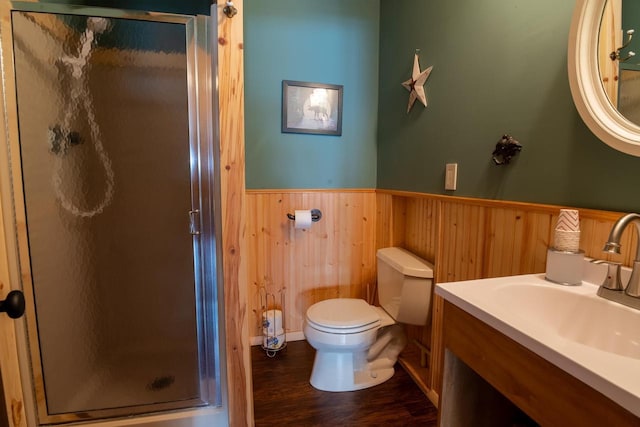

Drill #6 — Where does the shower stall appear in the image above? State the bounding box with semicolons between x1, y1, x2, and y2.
0;2;226;425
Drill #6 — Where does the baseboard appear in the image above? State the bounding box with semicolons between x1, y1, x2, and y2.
250;331;306;346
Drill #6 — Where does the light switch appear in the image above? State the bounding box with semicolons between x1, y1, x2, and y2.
445;163;457;191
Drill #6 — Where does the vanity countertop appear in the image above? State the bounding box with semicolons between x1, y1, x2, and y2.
435;269;640;417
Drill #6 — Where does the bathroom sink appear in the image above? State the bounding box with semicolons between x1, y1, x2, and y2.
435;267;640;417
493;283;640;360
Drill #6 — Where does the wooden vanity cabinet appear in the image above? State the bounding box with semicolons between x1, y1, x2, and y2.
437;301;639;427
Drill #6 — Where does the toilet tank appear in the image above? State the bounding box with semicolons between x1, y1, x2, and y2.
376;247;434;326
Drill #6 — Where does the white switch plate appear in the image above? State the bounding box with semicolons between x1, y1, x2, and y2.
445;163;458;191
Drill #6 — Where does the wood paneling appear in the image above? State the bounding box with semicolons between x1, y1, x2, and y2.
439;202;486;282
376;190;635;407
248;188;636;413
375;192;393;250
396;197;439;395
246;190;377;336
217;2;252;425
403;197;438;262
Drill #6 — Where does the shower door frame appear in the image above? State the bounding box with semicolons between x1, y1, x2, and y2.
0;2;228;426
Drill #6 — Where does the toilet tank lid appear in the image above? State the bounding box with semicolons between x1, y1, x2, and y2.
376;247;434;278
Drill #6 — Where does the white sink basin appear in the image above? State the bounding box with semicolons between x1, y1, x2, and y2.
436;268;640;417
493;283;640;360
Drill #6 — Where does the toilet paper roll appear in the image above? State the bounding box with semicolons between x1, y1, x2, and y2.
294;210;313;229
263;333;286;350
263;327;284;337
262;309;283;335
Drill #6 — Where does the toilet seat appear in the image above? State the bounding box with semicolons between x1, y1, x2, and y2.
306;298;381;334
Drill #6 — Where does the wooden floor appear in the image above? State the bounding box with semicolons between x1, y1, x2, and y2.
251;340;438;426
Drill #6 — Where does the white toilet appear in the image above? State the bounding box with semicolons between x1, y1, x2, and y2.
303;247;434;392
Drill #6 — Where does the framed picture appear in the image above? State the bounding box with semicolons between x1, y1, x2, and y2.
282;80;343;136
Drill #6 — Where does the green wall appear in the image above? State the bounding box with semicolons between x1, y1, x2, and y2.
244;0;379;189
378;0;640;213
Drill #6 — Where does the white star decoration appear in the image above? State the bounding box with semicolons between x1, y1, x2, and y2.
401;53;433;113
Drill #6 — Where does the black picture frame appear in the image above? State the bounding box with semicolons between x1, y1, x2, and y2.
281;80;343;136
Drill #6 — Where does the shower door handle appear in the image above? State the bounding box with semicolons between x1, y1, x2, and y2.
189;209;200;235
0;290;25;319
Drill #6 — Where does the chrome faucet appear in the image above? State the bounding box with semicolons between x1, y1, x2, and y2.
603;213;640;297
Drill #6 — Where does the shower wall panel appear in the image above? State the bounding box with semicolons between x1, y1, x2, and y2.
12;11;202;416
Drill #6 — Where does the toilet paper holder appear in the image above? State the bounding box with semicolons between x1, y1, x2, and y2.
286;208;322;222
260;286;287;357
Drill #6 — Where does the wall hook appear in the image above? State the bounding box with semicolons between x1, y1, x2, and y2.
610;29;635;62
223;1;237;18
492;134;522;165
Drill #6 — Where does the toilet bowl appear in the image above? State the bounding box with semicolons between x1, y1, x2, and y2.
304;298;405;391
303;247;434;392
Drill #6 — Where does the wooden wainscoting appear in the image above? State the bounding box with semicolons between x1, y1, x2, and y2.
377;190;635;406
247;188;636;409
246;189;378;337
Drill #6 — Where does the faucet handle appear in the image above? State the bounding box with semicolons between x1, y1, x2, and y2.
591;259;624;291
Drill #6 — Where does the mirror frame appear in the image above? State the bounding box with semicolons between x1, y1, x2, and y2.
569;0;640;156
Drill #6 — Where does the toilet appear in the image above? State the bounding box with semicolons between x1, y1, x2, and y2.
303;247;434;392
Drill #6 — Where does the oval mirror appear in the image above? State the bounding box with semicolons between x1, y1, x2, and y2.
569;0;640;156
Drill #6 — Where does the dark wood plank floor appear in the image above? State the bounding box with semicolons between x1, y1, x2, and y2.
251;340;438;426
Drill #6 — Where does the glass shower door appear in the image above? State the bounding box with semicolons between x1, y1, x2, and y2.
6;5;220;424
